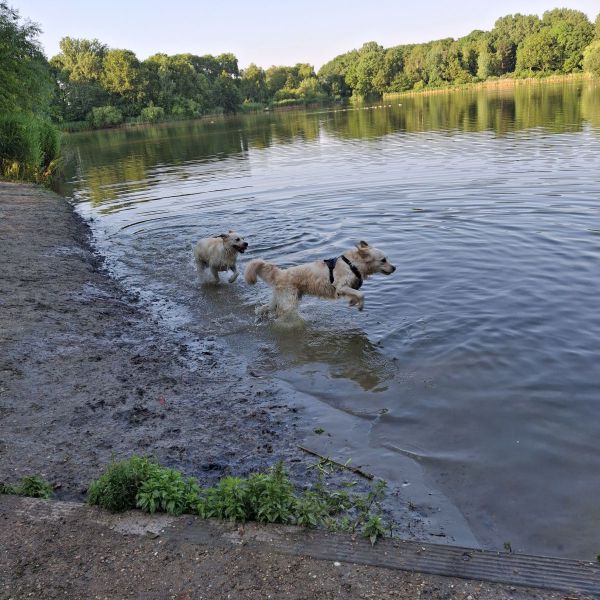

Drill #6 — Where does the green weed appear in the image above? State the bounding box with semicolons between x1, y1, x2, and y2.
87;456;394;544
0;476;53;498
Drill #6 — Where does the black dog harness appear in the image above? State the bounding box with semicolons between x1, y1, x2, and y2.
324;255;363;290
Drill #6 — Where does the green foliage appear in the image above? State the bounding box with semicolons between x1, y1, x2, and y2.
15;476;53;499
0;2;53;115
88;455;155;512
1;476;53;498
136;467;199;515
516;28;562;73
87;105;123;128
0;113;42;167
363;515;386;545
87;456;391;544
140;105;165;123
583;40;600;76
0;113;61;183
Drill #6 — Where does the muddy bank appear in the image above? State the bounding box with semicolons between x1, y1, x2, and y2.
0;182;476;548
2;496;592;600
0;182;300;494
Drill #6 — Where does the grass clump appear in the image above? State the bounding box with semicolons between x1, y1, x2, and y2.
0;475;53;499
88;455;155;512
0;113;62;185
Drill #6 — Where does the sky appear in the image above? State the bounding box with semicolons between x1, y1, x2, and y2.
11;0;600;70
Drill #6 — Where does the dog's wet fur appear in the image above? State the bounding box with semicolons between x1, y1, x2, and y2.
245;240;395;317
194;230;248;283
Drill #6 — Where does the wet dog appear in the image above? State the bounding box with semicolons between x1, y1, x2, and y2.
245;241;395;316
194;230;248;283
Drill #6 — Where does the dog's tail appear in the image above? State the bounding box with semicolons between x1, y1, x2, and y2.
245;259;281;286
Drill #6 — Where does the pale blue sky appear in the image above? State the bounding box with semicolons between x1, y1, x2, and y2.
11;0;600;70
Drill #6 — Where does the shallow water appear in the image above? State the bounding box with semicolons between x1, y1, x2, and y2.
63;81;600;558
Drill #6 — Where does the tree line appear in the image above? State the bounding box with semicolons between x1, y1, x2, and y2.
1;2;600;136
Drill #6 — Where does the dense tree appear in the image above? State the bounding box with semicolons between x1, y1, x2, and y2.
317;50;358;98
0;2;52;114
51;37;106;81
240;63;268;103
583;40;600;76
542;9;594;71
516;28;562;73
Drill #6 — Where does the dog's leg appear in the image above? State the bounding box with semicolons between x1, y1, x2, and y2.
228;266;238;283
274;288;299;318
210;266;220;282
336;286;365;311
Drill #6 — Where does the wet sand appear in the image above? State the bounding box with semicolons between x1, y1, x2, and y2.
0;182;300;494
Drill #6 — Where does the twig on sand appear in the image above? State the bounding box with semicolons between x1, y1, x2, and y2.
298;446;374;480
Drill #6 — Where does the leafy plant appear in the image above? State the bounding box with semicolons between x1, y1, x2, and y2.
0;476;53;498
136;467;197;515
363;515;386;545
294;491;329;528
0;482;16;495
88;455;155;512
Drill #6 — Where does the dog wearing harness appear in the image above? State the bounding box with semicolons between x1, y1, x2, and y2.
245;240;395;317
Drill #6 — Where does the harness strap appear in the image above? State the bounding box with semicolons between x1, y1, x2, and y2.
323;255;363;290
341;255;363;290
324;257;338;284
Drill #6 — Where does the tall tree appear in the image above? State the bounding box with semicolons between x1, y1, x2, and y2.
0;2;52;114
542;8;594;71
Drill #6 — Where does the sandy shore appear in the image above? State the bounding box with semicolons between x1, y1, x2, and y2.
0;182;300;495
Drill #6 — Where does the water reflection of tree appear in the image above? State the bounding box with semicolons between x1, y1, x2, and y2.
323;81;592;139
64;82;600;205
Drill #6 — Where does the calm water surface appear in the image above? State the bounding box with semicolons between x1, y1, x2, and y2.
63;81;600;558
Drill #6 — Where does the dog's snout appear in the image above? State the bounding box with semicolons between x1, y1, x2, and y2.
243;242;249;248
391;265;396;272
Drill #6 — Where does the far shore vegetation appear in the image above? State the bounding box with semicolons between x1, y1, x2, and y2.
1;0;599;182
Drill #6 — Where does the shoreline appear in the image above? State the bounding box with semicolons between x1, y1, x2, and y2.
383;73;593;99
1;182;597;598
0;181;300;494
1;181;480;549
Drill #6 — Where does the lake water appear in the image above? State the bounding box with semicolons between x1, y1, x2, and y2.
62;80;600;558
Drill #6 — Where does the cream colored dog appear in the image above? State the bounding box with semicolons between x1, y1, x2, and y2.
245;241;395;316
193;230;248;283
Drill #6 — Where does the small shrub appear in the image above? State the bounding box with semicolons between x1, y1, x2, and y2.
88;455;155;512
0;482;16;495
294;491;328;528
87;106;123;129
363;515;386;545
0;113;42;167
248;462;296;523
16;476;53;499
136;467;199;515
140;105;165;123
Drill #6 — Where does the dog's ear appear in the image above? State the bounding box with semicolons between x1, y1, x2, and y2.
228;229;234;233
218;233;228;239
357;240;370;249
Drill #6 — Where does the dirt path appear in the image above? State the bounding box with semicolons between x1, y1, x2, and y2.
1;495;592;600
